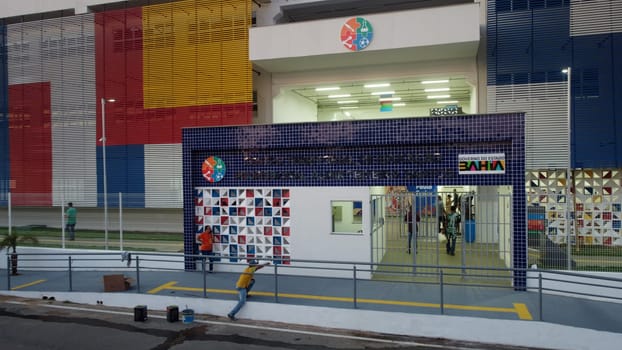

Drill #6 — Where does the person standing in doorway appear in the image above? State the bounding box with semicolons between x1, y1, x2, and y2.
65;202;77;241
227;259;270;321
197;225;215;272
405;203;420;254
445;205;461;256
437;195;446;234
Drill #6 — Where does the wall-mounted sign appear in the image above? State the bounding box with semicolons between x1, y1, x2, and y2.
430;105;463;116
459;153;506;174
202;156;226;182
340;17;373;51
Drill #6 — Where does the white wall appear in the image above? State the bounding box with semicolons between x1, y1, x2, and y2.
250;4;480;64
273;88;317;123
290;187;370;261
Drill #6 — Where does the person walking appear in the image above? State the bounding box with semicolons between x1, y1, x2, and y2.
445;205;461;256
197;225;215;272
65;202;77;241
227;259;270;321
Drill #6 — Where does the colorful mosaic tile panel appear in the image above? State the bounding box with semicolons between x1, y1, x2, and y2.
195;187;291;264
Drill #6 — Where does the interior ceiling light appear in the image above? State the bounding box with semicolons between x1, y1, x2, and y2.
436;100;458;104
364;83;391;88
424;87;450;92
427;95;451;99
315;87;340;91
371;91;395;95
422;79;449;84
393;103;406;107
379;97;402;101
337;100;358;104
339;106;358;109
344;111;351;117
328;94;351;98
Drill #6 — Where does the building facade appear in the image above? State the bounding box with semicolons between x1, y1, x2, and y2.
0;0;621;269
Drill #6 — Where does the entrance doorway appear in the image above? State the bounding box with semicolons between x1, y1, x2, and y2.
370;187;514;286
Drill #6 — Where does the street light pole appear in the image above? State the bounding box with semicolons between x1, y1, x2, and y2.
562;67;572;270
101;97;115;250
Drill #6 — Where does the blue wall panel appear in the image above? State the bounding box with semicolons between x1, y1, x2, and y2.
488;1;620;168
0;25;8;206
97;144;145;208
573;34;616;168
532;7;570;74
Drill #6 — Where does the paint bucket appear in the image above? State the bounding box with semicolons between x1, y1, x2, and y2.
166;305;179;322
181;309;194;324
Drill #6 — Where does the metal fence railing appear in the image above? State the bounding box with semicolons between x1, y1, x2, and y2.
3;252;622;327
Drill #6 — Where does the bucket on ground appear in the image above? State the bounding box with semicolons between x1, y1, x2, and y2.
465;219;476;243
181;309;194;324
166;305;179;322
134;305;148;322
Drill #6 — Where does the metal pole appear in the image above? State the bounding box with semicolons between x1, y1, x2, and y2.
353;265;357;309
135;256;140;293
119;192;123;251
61;194;65;249
7;192;11;236
101;97;109;250
202;256;207;298
564;67;572;271
6;255;10;290
69;256;73;291
538;272;543;321
440;269;444;315
274;263;279;303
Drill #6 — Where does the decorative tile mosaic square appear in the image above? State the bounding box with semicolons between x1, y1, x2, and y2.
194;187;291;264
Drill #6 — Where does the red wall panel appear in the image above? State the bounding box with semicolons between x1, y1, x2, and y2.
9;82;52;205
95;8;252;147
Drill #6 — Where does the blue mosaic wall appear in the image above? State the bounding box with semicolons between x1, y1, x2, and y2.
182;114;527;287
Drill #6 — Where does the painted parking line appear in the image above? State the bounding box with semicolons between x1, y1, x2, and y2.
11;279;47;291
148;281;533;320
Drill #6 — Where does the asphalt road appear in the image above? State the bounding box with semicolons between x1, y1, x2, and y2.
0;295;545;350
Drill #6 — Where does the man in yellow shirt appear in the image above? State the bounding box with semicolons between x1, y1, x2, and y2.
227;259;270;321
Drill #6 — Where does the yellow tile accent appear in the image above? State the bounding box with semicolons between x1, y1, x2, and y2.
143;0;252;109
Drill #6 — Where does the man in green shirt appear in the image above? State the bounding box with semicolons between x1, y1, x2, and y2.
445;205;460;256
65;202;77;241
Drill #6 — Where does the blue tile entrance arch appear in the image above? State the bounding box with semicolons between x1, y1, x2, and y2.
182;114;526;288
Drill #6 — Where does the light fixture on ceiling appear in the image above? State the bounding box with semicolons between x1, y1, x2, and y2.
337;100;358;104
371;91;395;95
344;111;352;117
328;94;351;98
379;97;402;101
427;95;451;99
422;79;449;84
315;87;340;91
339;106;358;109
436;100;458;104
393;103;406;107
364;83;391;88
424;87;450;92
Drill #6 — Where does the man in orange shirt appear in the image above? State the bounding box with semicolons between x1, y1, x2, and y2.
227;259;270;321
197;226;215;272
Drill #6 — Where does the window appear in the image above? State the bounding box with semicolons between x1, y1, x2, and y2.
331;200;363;235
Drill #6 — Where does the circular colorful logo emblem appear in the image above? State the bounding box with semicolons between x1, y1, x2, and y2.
202;156;226;183
340;17;373;51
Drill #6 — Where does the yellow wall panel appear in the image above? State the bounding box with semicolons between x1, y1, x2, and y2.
143;0;251;109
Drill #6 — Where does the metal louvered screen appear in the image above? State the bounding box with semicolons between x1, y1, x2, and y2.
487;82;569;169
7;15;97;207
570;0;622;36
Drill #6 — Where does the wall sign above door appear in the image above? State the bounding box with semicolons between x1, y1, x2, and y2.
340;17;373;51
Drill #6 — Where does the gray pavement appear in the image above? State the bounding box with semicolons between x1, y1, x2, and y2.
2;265;622;336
